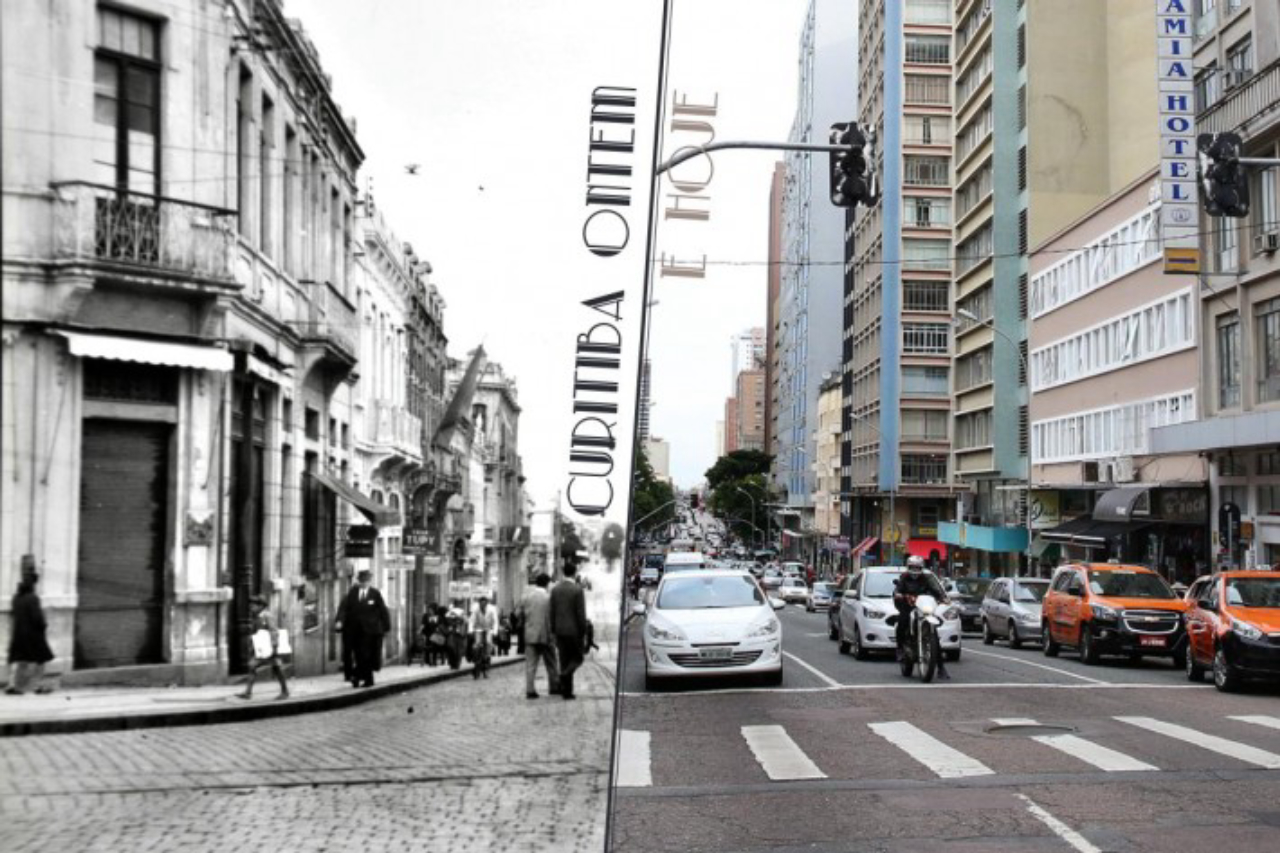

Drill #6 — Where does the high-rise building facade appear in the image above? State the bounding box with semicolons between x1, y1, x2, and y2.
730;327;766;391
843;0;956;566
735;368;767;452
1152;0;1280;570
637;358;652;444
777;0;858;538
724;396;741;453
765;163;786;474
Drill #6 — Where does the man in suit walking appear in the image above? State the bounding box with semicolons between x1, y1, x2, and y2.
518;572;558;698
549;560;588;700
335;569;390;688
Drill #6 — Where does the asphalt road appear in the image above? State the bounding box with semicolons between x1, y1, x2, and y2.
610;600;1280;853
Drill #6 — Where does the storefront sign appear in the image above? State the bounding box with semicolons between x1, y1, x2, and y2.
1030;491;1060;530
343;524;377;559
403;527;439;555
1159;488;1208;523
1156;0;1200;271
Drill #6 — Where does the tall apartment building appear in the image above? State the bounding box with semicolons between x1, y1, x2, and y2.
730;327;766;391
724;396;741;454
766;162;786;480
843;0;956;567
814;373;844;570
1153;0;1280;570
637;358;652;444
777;0;858;539
735;368;767;452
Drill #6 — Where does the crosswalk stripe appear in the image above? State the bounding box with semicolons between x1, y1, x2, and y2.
1229;715;1280;732
868;721;994;778
990;718;1158;772
741;725;826;780
615;730;652;788
1116;716;1280;769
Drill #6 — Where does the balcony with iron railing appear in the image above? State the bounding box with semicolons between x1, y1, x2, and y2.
290;279;358;365
51;182;236;284
1199;58;1280;138
363;398;424;461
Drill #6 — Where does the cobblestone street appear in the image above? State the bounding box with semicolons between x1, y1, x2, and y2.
0;658;617;853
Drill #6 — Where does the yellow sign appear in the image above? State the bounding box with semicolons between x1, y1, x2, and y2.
1163;247;1200;274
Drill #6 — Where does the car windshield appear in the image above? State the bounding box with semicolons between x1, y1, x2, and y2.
1225;577;1280;608
1012;581;1048;602
1087;570;1175;599
657;575;765;610
952;578;991;599
812;583;833;595
783;579;804;587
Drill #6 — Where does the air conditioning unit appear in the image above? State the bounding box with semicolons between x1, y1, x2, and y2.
1222;69;1242;90
1081;460;1099;483
1113;456;1137;483
1254;232;1280;254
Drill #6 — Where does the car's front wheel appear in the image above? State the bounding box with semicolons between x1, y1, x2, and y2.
1043;622;1060;657
1009;623;1022;650
1186;646;1206;682
828;617;839;641
1213;647;1241;692
763;666;784;687
851;627;869;660
982;619;995;645
1080;628;1100;665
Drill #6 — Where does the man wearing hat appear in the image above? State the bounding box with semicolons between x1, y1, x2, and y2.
335;569;391;688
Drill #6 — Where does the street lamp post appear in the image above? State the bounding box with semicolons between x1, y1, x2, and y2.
733;484;759;550
955;308;1034;575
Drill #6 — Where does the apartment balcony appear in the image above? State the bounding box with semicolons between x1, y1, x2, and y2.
362;398;424;462
51;182;237;287
1199;59;1280;138
290;279;358;372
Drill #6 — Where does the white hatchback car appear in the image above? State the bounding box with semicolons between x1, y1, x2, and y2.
779;577;810;605
835;567;962;661
641;569;786;689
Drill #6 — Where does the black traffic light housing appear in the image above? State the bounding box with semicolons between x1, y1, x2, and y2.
1198;132;1250;218
829;122;874;208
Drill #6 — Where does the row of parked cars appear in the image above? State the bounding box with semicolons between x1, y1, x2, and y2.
812;562;1280;692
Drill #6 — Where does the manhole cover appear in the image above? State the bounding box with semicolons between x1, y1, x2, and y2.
984;723;1076;737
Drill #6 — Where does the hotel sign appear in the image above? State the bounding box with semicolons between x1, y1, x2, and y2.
1156;1;1200;274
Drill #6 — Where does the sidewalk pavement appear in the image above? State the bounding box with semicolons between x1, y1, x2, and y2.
0;654;525;737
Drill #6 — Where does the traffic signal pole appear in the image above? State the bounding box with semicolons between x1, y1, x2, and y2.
656;140;858;175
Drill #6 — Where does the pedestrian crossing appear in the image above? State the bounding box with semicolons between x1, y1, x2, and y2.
614;714;1280;788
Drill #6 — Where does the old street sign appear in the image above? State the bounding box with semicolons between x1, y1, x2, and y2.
403;527;439;556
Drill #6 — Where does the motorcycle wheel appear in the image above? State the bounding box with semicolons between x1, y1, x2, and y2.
898;631;914;678
919;624;939;684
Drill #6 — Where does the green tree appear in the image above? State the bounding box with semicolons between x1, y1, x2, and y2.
704;451;773;546
631;444;675;535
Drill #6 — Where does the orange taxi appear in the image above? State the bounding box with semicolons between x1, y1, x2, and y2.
1042;563;1187;667
1184;570;1280;691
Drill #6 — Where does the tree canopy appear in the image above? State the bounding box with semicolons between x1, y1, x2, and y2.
631;444;675;535
704;451;774;547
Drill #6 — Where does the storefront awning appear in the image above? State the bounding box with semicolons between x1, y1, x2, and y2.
54;330;233;372
851;536;878;558
1040;516;1094;543
906;539;948;560
1041;516;1149;546
1092;487;1150;522
308;471;401;527
1030;536;1061;560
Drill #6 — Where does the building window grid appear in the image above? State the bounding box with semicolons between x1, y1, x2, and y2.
903;115;952;146
955;286;993;332
903;280;949;312
901;454;948;485
903;322;949;355
904;155;950;186
955;101;993;163
903;238;951;271
903;365;950;397
956;45;992;106
905;196;952;229
904;0;951;25
904;34;951;64
1031;390;1197;464
1030;205;1161;317
955;409;992;450
1217;311;1241;409
955;346;993;391
1258;297;1280;403
902;409;949;441
956;222;993;276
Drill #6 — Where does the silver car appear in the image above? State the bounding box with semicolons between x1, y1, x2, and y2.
836;567;962;661
980;577;1050;648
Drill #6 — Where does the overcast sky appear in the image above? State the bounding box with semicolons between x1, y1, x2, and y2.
291;0;809;500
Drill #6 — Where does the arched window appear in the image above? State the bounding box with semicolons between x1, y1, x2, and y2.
371;489;384;505
389;493;401;510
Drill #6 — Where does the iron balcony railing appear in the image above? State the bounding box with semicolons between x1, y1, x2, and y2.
51;182;235;280
366;399;424;459
291;280;358;360
1199;59;1280;137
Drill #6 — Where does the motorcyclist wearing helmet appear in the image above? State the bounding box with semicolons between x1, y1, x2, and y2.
893;556;951;678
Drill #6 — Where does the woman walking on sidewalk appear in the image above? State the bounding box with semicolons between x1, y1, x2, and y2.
237;596;289;701
6;571;54;695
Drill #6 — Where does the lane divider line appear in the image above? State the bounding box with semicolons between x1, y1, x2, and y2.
741;725;827;781
1229;714;1280;732
782;652;843;689
963;647;1109;684
615;729;652;788
1016;793;1104;853
1116;716;1280;769
868;721;995;778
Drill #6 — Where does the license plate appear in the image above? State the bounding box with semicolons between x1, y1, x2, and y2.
1139;635;1166;647
698;647;733;661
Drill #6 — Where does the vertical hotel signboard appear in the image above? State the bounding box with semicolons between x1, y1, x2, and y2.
1157;1;1201;274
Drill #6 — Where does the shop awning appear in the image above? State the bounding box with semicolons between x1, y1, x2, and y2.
308;471;401;527
906;539;948;559
1040;516;1095;543
851;536;878;558
1041;516;1149;546
54;330;233;372
1092;487;1150;522
1030;536;1061;560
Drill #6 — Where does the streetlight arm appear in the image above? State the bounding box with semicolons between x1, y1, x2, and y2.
632;498;678;529
657;140;856;175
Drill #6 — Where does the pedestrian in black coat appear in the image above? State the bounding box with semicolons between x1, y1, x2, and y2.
6;575;54;695
549;561;589;700
334;570;391;688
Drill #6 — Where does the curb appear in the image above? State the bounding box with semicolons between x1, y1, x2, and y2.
0;656;525;738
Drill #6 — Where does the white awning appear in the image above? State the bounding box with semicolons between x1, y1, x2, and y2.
54;330;233;372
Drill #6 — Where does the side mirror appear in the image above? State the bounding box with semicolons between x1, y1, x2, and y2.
770;598;786;611
1197;598;1214;612
1069;587;1083;598
630;602;646;616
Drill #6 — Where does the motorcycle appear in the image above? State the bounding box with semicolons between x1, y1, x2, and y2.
889;594;947;683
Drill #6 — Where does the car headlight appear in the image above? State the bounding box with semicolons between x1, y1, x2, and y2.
646;622;686;642
1091;604;1120;621
1233;620;1264;641
863;606;888;620
942;606;960;621
748;618;781;638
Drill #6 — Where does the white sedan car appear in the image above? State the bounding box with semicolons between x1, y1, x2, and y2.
835;567;962;661
779;577;810;605
641;569;786;689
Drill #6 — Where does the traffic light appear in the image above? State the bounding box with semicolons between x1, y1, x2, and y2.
1197;132;1250;218
828;121;871;208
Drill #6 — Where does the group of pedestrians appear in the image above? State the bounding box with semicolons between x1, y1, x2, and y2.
519;561;590;700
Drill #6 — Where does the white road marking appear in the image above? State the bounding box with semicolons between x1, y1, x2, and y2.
618;682;1207;698
740;725;826;780
963;647;1108;684
868;721;995;778
783;651;843;688
1116;716;1280;769
1229;715;1280;732
1016;794;1104;853
989;718;1158;771
614;730;652;788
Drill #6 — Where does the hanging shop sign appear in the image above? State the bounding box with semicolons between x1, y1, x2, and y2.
1156;0;1200;274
